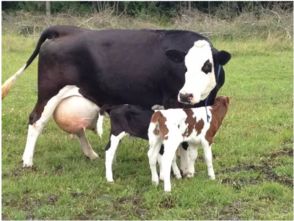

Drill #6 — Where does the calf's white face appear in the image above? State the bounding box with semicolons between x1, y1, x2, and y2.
179;40;216;104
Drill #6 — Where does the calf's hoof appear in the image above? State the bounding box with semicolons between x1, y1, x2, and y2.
22;157;33;168
152;179;159;186
186;173;194;178
209;175;216;180
106;178;114;183
22;162;33;168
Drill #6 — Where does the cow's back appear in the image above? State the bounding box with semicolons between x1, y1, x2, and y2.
37;28;208;107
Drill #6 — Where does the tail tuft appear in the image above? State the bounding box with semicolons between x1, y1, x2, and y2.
2;65;26;99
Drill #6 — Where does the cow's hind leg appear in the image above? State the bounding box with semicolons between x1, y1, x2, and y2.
22;86;81;167
77;129;98;160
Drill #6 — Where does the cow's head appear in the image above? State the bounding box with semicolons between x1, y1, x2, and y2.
166;40;231;105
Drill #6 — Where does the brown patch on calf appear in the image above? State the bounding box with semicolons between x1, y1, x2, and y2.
183;109;196;137
183;109;204;137
205;96;230;145
151;111;169;139
195;119;204;135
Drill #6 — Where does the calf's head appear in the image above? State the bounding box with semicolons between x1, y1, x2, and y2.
166;40;231;105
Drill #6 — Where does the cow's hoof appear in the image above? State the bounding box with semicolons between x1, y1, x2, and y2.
88;152;99;160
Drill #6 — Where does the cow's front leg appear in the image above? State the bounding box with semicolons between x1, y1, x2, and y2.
77;129;98;160
105;132;126;182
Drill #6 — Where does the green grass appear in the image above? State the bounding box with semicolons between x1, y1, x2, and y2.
2;33;293;220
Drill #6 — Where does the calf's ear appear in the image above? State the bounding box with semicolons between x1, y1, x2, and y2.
165;49;186;63
213;50;231;65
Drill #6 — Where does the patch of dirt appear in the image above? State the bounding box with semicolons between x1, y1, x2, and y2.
218;200;242;220
71;191;84;198
54;164;64;175
218;148;293;188
3;166;39;178
114;195;147;219
48;195;59;205
159;195;176;209
220;177;260;190
268;147;293;158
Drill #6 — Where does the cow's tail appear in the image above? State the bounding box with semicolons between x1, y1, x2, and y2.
2;26;80;99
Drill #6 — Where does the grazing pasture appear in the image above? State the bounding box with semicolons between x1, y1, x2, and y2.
2;30;293;220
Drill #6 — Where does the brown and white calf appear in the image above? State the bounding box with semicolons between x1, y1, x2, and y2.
148;96;229;192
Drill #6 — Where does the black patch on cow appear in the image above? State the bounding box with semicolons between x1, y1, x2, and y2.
165;49;186;63
105;141;111;151
159;144;164;155
181;142;189;150
202;60;212;74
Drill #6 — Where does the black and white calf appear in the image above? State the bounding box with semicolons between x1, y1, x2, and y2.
148;96;229;192
2;26;231;167
98;104;182;182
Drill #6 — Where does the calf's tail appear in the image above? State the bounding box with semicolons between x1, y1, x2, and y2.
96;104;116;138
2;26;81;99
96;113;104;138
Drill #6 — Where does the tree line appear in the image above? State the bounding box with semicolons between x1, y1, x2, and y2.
2;1;293;19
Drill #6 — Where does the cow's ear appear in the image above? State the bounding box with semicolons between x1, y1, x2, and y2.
214;50;231;65
165;49;186;63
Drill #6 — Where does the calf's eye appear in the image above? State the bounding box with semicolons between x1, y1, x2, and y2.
201;60;212;74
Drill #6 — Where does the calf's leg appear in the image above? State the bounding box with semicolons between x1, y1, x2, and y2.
186;144;198;178
148;139;162;185
105;132;126;182
162;138;181;192
202;141;215;180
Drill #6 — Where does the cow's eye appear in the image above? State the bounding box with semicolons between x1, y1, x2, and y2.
201;60;212;74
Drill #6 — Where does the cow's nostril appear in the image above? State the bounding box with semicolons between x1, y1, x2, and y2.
179;93;186;100
186;93;193;100
179;93;193;103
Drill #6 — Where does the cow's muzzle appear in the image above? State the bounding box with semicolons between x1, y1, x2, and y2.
179;93;193;104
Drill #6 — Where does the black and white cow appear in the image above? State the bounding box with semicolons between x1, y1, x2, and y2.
2;26;231;167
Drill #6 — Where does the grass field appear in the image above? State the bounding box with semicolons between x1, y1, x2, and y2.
2;32;293;219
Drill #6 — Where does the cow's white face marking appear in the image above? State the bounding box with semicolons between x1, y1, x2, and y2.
178;40;216;104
